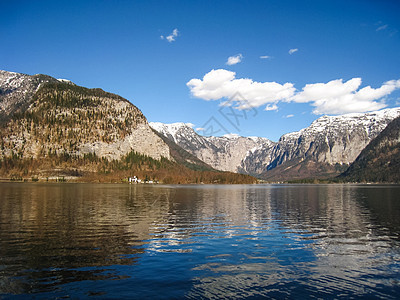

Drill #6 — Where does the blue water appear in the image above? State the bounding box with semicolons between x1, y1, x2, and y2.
0;183;399;298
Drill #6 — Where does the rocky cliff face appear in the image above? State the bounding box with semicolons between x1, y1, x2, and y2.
0;70;171;161
204;135;275;174
149;122;274;173
151;108;400;179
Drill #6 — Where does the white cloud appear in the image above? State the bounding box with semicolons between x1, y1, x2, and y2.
265;104;278;111
223;133;240;138
289;48;298;55
187;69;400;115
162;28;179;42
260;55;272;59
226;54;243;65
285;114;294;118
376;24;388;31
187;69;295;109
196;127;205;131
291;78;400;114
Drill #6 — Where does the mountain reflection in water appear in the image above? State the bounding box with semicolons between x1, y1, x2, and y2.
0;183;399;298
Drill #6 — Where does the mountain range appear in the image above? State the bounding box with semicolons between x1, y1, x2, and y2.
1;70;399;183
150;107;400;180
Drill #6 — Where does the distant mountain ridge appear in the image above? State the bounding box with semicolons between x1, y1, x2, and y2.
151;108;400;180
150;122;275;173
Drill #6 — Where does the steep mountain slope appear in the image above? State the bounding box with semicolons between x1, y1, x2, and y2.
0;71;171;161
339;116;400;182
149;122;275;173
151;128;214;171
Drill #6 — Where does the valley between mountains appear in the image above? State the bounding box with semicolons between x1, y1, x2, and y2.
1;70;399;183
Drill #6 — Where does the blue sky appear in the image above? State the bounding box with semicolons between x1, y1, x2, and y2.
1;0;400;141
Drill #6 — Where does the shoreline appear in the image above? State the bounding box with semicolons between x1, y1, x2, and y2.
1;178;399;185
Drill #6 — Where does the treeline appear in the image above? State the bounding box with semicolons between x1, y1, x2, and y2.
0;150;257;184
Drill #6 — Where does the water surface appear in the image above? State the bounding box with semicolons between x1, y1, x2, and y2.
1;183;399;298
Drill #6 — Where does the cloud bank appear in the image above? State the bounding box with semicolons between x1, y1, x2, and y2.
186;69;400;115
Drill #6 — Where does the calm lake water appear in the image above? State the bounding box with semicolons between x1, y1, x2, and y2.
1;183;400;299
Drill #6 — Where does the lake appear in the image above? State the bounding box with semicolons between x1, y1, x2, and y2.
0;183;399;299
